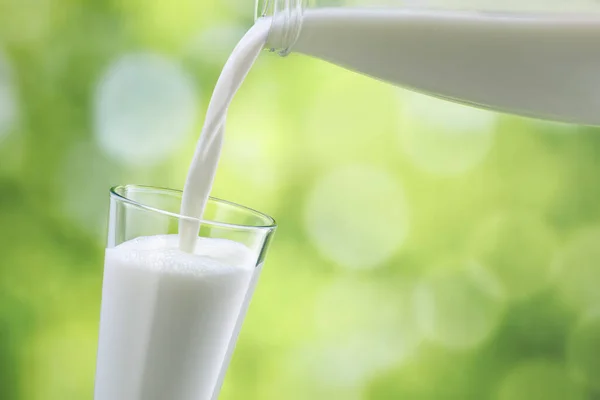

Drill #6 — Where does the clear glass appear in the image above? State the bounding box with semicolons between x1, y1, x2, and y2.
94;185;276;400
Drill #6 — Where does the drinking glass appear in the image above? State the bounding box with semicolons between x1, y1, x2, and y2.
94;185;276;400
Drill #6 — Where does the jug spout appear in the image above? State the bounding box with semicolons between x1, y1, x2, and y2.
256;0;304;56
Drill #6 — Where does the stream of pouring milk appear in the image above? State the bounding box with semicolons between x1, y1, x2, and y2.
178;19;270;252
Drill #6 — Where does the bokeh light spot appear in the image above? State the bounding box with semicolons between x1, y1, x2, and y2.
567;313;600;391
304;164;409;270
265;348;365;400
60;142;124;241
0;50;18;142
397;90;497;175
276;277;422;399
313;278;421;379
496;361;586;400
297;341;392;393
414;263;505;350
468;212;558;300
555;228;600;313
94;53;198;166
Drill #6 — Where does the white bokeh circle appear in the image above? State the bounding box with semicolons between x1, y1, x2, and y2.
60;142;123;241
304;164;410;270
397;90;497;176
274;279;421;398
268;346;365;400
94;53;198;166
414;263;505;350
0;49;18;141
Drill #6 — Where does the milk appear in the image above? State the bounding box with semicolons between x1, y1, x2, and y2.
178;19;270;252
288;9;600;125
94;235;256;400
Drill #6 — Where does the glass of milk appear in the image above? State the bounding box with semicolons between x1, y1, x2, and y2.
94;185;276;400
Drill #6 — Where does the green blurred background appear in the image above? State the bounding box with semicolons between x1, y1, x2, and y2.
1;0;600;399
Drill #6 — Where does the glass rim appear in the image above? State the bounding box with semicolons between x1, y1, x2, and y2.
110;185;277;231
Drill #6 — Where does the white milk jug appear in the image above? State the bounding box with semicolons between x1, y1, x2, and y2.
257;0;600;125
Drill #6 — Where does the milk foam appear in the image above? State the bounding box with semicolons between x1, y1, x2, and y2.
107;235;254;275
